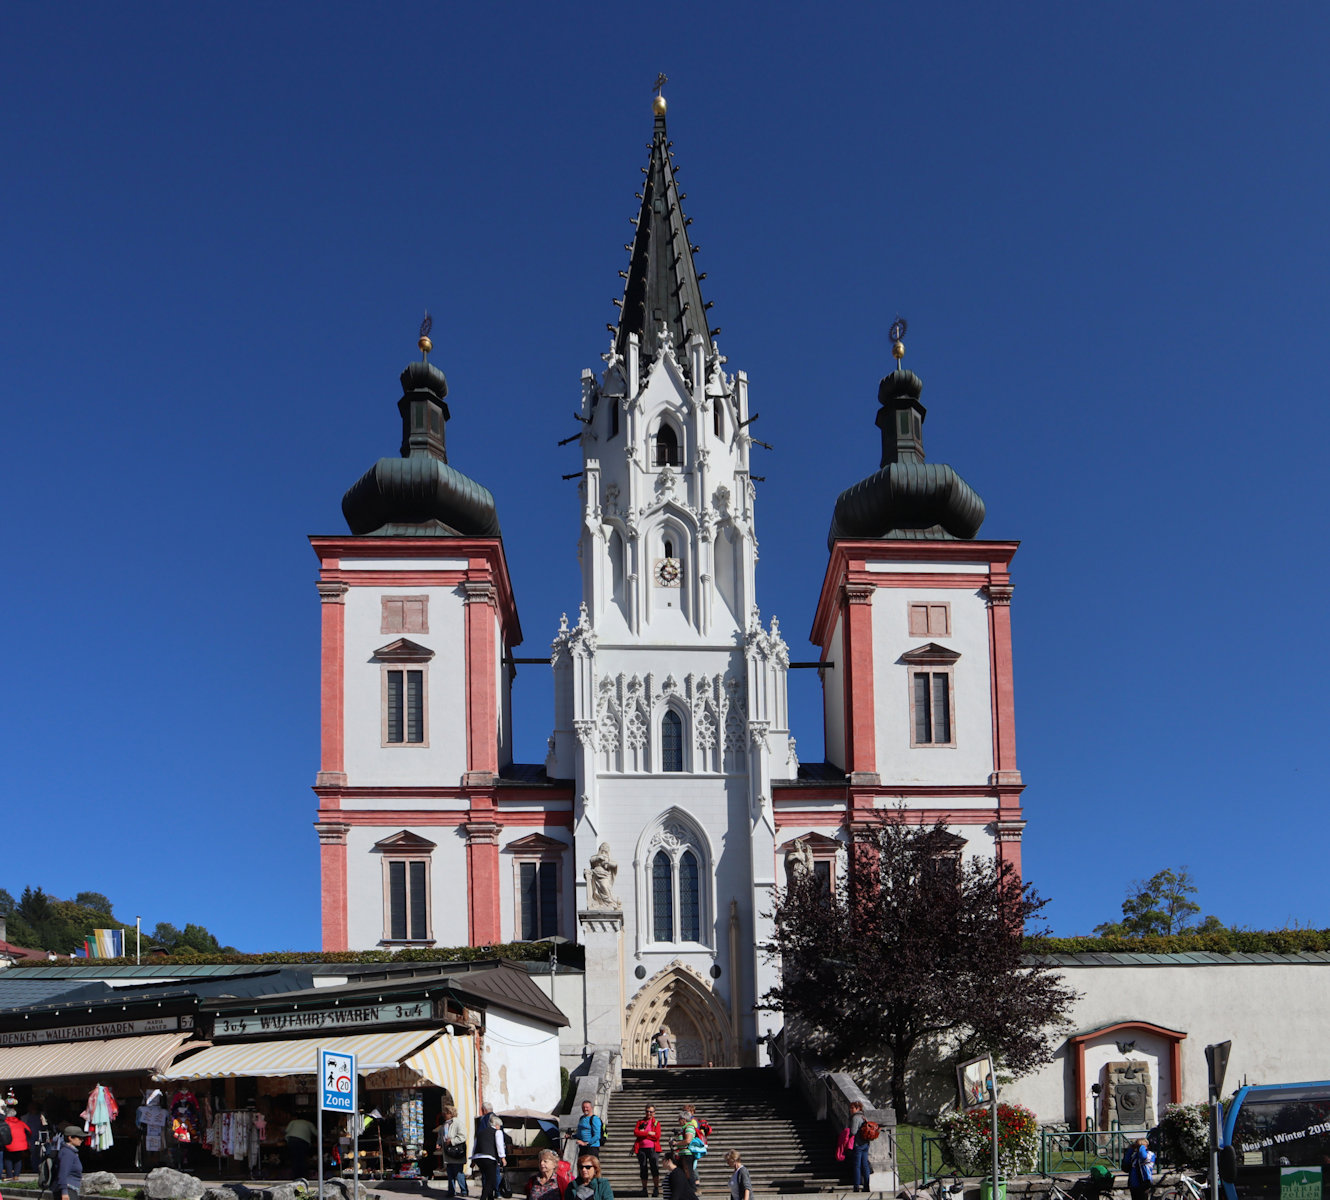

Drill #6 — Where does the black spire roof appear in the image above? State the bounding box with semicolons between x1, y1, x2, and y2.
827;368;985;547
614;102;711;363
341;355;501;538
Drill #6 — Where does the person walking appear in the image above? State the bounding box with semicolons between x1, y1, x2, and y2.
436;1105;469;1198
22;1101;47;1176
575;1101;604;1154
570;1155;613;1200
847;1101;870;1192
471;1103;507;1200
1125;1137;1156;1200
724;1151;750;1200
675;1110;702;1184
56;1127;85;1200
632;1104;662;1197
655;1028;672;1069
4;1107;31;1179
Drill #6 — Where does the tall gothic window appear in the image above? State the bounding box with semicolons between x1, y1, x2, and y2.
661;710;684;772
643;816;709;947
655;424;679;466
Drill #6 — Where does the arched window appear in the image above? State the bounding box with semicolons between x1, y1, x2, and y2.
654;424;679;466
661;710;684;772
663;537;674;559
652;851;674;942
679;850;700;941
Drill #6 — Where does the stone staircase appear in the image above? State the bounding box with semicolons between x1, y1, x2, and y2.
599;1067;845;1195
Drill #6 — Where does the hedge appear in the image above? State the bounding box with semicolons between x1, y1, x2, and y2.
1026;930;1330;954
11;942;586;969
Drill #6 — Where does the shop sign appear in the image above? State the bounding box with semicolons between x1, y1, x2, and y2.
320;1048;356;1113
213;999;433;1039
0;1015;185;1046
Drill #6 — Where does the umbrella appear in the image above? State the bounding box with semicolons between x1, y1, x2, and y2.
497;1109;559;1148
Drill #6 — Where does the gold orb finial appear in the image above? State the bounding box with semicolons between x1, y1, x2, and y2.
652;72;668;116
889;316;908;366
418;335;433;355
418;310;434;359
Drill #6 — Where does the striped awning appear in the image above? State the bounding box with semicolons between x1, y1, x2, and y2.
158;1028;442;1080
403;1034;478;1154
0;1032;192;1081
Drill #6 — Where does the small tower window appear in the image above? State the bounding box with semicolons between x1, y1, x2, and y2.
661;709;684;772
713;404;723;439
610;403;619;439
655;424;679;466
663;537;674;559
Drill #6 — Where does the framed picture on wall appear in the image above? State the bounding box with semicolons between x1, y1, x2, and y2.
957;1054;994;1110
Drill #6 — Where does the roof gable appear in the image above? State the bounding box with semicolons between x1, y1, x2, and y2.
503;834;568;854
899;642;961;665
373;638;435;662
373;831;437;852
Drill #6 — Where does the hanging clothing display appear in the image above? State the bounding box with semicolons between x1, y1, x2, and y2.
82;1085;119;1152
207;1111;263;1169
169;1089;208;1151
137;1091;169;1153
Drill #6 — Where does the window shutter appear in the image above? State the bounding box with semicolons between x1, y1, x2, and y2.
403;598;427;633
406;670;424;743
389;860;407;941
409;860;427;940
382;598;405;634
932;673;951;743
908;604;929;637
913;672;931;743
387;671;404;743
928;604;950;635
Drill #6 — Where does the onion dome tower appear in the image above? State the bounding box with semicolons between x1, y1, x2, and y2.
827;325;985;546
341;323;501;537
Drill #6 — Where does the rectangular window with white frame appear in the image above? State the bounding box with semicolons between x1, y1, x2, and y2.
375;831;436;945
910;669;954;746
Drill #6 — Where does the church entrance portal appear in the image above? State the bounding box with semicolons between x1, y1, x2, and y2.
624;962;736;1068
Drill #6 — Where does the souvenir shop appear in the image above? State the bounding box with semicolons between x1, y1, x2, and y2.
0;1015;199;1172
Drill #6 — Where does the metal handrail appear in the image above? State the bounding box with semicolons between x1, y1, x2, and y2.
1039;1127;1135;1176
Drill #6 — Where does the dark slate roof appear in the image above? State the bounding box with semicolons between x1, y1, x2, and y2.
1031;952;1330;966
614;103;712;365
780;762;850;785
0;969;321;1017
0;976;112;1010
342;359;501;538
498;763;572;787
828;369;985;547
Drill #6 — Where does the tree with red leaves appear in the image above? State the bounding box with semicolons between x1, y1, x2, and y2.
764;819;1076;1123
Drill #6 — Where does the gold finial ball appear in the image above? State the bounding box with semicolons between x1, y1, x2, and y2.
653;93;667;116
418;335;433;354
892;340;905;361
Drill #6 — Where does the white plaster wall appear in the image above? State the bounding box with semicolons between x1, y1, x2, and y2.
872;585;994;785
1005;962;1330;1124
480;1009;562;1112
823;610;847;771
529;970;589;1069
343;584;468;786
344;822;470;950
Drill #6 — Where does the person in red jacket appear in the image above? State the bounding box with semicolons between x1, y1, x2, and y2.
4;1107;31;1180
633;1104;662;1197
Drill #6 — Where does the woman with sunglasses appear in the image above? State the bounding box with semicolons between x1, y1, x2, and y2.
571;1155;614;1200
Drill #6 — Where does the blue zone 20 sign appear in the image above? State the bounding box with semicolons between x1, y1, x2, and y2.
320;1049;356;1113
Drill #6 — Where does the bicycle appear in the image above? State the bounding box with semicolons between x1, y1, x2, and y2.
1165;1172;1206;1200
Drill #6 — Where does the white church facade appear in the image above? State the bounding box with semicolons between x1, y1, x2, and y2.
309;95;1024;1072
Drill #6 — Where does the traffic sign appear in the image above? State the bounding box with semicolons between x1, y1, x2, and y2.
319;1048;357;1113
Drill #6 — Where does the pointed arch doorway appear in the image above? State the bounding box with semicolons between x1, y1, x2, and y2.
624;961;736;1068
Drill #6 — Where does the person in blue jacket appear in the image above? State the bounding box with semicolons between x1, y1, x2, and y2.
56;1127;86;1200
1125;1137;1155;1200
575;1102;603;1153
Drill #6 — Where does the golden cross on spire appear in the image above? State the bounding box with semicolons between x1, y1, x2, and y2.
653;72;668;96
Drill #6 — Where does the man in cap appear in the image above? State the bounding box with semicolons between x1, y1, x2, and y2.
56;1127;85;1200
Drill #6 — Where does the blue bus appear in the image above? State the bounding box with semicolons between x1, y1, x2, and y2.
1220;1082;1330;1200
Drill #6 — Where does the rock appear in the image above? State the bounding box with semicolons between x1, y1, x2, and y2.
202;1189;243;1200
264;1185;305;1200
83;1171;123;1194
145;1167;207;1200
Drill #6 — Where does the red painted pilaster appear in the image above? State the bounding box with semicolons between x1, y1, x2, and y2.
463;578;499;778
316;580;348;787
316;822;350;951
842;581;878;781
985;574;1018;780
465;814;503;944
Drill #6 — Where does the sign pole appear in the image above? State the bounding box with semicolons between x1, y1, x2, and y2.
1206;1042;1231;1200
319;1048;358;1200
354;1111;361;1200
988;1073;1000;1200
317;1113;324;1200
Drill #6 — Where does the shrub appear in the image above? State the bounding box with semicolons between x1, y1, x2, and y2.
1156;1102;1209;1170
936;1103;1039;1177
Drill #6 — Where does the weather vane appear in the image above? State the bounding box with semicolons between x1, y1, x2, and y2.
890;316;908;366
653;73;668;115
653;72;668;96
418;310;433;359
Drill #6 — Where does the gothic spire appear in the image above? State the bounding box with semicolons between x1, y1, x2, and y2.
613;92;712;363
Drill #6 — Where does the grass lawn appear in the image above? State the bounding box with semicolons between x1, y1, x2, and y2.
894;1123;959;1184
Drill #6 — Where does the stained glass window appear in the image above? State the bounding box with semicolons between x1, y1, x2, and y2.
679;850;700;941
652;851;673;942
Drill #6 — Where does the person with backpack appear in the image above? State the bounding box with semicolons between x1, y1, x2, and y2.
633;1104;662;1197
55;1126;86;1200
435;1105;469;1198
1123;1137;1156;1200
575;1101;603;1154
847;1101;872;1192
5;1106;31;1179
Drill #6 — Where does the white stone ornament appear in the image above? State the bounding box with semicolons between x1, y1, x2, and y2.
585;842;621;909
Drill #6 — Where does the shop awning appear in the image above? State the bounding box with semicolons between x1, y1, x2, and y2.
403;1034;478;1153
158;1028;442;1080
0;1032;192;1081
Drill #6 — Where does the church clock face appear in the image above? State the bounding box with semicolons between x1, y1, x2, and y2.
653;557;682;587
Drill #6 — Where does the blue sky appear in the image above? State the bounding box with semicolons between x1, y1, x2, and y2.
3;4;1327;949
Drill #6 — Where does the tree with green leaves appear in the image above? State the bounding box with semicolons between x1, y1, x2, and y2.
763;819;1077;1123
75;892;114;915
1094;867;1223;936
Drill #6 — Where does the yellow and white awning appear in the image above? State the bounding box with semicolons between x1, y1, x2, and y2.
159;1028;441;1079
0;1032;192;1081
403;1034;478;1153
